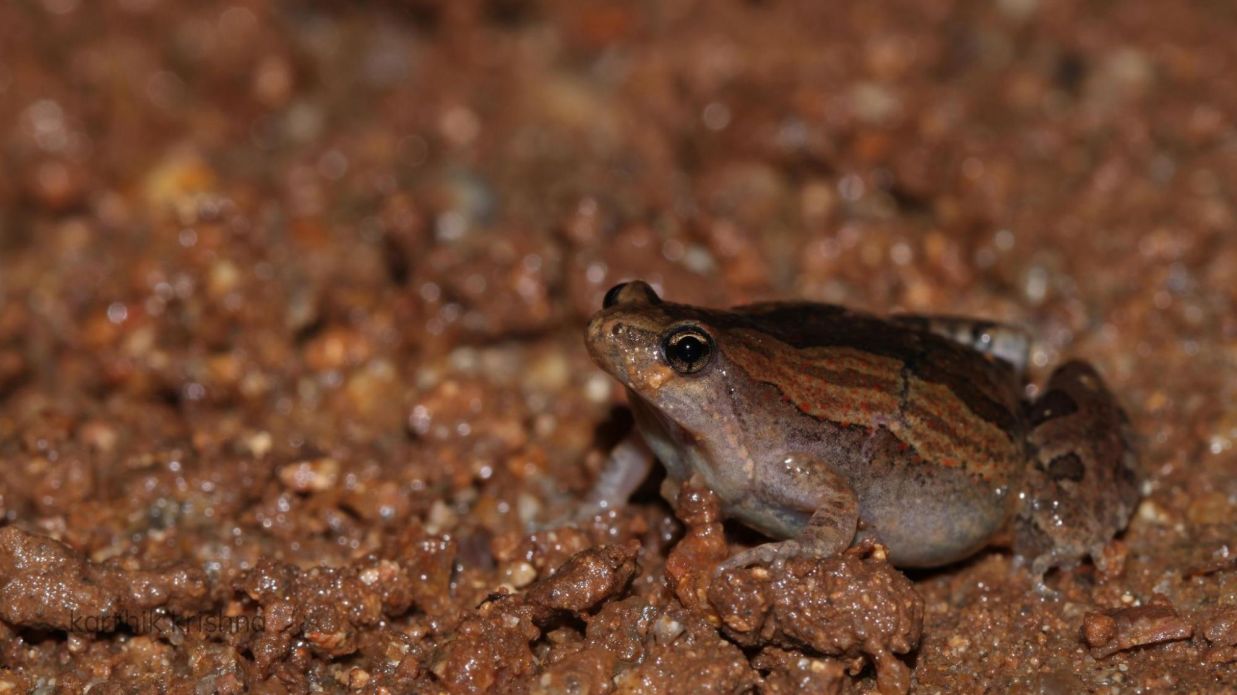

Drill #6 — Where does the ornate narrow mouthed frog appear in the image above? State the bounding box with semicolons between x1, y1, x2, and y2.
584;281;1140;584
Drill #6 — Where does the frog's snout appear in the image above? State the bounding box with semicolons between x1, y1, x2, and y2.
585;312;661;390
586;314;628;360
585;313;625;372
586;281;664;370
585;314;609;360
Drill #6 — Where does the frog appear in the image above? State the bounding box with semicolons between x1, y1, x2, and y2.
582;280;1140;586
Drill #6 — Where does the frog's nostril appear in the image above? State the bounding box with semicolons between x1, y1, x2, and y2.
603;283;628;309
611;323;626;337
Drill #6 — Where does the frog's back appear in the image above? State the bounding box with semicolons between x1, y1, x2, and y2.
719;301;1024;430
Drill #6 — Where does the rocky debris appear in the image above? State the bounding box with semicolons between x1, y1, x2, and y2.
0;526;211;637
522;542;639;617
1081;595;1194;659
663;480;922;694
430;544;638;694
709;545;923;695
1201;608;1237;664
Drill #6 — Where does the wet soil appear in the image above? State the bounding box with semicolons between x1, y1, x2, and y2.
1;0;1235;692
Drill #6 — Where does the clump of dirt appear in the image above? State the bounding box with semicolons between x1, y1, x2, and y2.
0;526;211;633
1082;594;1194;659
664;480;922;693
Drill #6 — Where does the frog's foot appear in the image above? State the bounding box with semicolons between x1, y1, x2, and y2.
715;539;809;574
1023;552;1069;598
714;530;856;575
1022;538;1124;597
714;485;858;576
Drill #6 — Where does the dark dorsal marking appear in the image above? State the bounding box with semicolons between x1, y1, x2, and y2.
706;303;1020;434
1027;389;1079;427
1046;452;1085;482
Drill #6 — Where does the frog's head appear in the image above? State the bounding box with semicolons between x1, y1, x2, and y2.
586;281;736;433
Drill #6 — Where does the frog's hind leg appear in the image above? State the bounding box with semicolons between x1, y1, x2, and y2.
892;313;1031;375
1014;361;1140;589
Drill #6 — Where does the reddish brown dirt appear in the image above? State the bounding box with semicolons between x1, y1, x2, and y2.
1;0;1235;692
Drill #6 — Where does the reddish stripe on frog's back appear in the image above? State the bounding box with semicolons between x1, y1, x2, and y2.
723;329;1018;483
723;331;903;428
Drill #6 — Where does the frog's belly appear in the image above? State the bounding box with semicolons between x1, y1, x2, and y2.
749;428;1017;568
713;469;1013;569
855;468;1013;567
846;432;1019;568
728;473;1009;568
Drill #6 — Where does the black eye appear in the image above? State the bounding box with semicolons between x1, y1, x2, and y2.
662;326;714;375
602;283;628;309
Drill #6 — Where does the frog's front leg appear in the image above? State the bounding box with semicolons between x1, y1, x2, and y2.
535;434;652;531
715;453;859;574
581;434;653;515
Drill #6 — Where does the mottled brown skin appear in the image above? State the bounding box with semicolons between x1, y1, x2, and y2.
584;281;1140;582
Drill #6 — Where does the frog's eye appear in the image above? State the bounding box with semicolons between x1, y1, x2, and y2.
603;281;661;309
602;283;628;309
661;326;714;375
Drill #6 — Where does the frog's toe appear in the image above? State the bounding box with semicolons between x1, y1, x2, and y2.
1025;550;1078;598
714;540;809;575
1027;565;1061;598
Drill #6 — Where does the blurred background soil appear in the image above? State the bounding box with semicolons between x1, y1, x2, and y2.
0;0;1235;692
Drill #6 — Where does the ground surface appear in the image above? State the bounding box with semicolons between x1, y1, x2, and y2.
0;0;1235;692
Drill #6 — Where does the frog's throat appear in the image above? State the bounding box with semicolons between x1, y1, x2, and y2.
625;388;756;503
625;393;698;478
